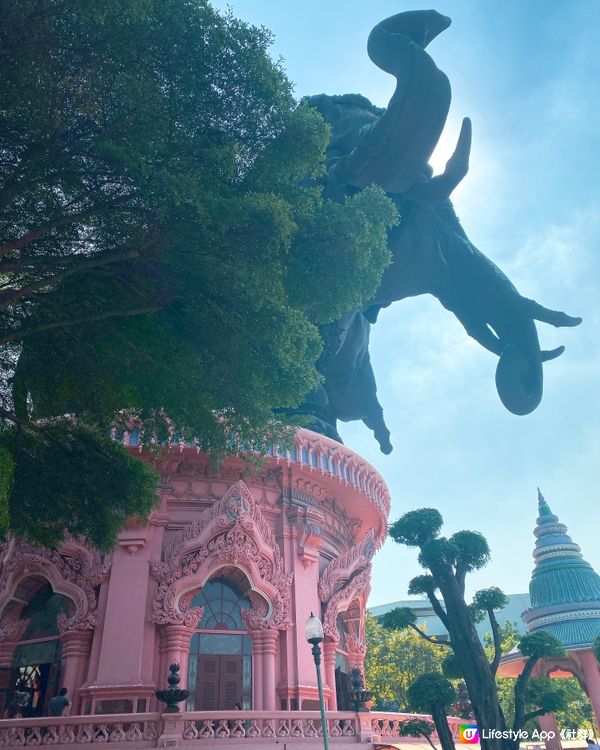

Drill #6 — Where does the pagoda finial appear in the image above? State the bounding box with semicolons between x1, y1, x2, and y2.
537;487;551;516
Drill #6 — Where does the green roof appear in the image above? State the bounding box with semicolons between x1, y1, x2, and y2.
522;490;600;649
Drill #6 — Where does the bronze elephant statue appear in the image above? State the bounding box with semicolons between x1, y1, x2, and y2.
303;10;580;454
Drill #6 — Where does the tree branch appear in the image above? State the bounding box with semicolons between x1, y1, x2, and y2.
408;623;453;648
425;592;450;630
0;406;46;437
0;247;142;309
488;608;503;675
0;196;133;258
522;708;549;723
421;731;438;750
0;302;165;346
455;564;467;596
513;656;538;733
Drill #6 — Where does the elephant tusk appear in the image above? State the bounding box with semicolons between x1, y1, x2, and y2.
541;346;565;362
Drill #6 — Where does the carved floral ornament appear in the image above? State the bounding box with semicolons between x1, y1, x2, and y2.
318;528;375;604
150;480;293;631
322;566;371;648
0;537;110;637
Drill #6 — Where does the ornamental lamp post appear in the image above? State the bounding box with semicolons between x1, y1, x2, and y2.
305;613;330;750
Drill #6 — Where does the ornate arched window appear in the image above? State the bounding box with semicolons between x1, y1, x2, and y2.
0;577;73;717
186;576;252;711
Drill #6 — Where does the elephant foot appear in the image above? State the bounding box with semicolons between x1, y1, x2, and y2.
551;312;582;328
521;297;582;328
495;343;543;416
363;414;393;454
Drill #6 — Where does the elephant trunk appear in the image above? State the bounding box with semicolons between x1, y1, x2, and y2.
495;322;544;416
332;11;452;194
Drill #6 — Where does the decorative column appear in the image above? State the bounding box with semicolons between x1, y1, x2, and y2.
60;628;94;712
158;623;197;690
580;650;600;730
538;712;562;750
323;638;337;710
261;630;278;711
248;631;263;710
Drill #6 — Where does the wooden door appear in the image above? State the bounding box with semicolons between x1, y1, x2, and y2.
219;656;242;710
196;655;243;710
197;655;219;711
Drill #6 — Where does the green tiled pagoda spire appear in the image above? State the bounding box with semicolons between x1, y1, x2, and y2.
522;490;600;648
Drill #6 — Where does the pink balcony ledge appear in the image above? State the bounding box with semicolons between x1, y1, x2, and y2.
0;709;465;748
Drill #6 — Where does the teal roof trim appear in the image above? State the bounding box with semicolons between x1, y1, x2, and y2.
529;618;600;649
525;491;600;649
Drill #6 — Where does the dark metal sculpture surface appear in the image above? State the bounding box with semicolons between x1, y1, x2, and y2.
349;666;372;712
305;10;581;453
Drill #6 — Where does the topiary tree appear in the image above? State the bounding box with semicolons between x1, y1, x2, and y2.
407;673;456;750
401;717;438;750
386;508;569;750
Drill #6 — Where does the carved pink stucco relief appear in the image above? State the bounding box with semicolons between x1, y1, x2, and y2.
318;528;375;603
151;480;293;631
0;537;110;633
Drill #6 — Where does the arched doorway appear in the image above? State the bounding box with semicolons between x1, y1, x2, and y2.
0;576;73;717
335;612;351;710
186;573;253;711
334;600;364;710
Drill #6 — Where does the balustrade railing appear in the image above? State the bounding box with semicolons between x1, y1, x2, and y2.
370;711;464;741
0;709;464;746
0;712;161;747
181;710;359;741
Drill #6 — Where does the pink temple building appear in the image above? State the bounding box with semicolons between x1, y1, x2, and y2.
0;428;425;746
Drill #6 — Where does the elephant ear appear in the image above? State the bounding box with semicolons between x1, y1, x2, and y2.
333;11;452;194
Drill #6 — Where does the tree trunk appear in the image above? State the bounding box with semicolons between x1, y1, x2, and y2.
435;570;509;750
431;704;455;750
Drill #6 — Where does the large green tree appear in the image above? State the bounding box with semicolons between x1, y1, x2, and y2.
364;611;446;710
386;509;568;750
0;0;396;547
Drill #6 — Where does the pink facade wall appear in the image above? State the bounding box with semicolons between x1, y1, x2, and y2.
0;429;390;716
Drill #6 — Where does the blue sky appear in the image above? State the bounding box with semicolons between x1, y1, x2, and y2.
211;0;600;606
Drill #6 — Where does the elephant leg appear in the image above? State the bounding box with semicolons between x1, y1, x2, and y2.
363;410;392;455
519;296;582;328
357;358;392;454
451;310;503;356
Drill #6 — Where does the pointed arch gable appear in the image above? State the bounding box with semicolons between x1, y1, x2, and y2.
0;538;109;633
151;481;293;631
322;566;371;645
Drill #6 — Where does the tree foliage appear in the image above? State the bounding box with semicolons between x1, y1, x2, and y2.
519;632;565;661
389;508;443;547
408;673;456;713
401;718;438;750
0;0;396;546
408;674;457;750
364;612;446;710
